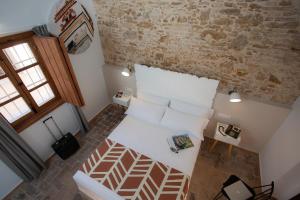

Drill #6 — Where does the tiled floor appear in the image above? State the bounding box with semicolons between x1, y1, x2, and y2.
4;104;260;200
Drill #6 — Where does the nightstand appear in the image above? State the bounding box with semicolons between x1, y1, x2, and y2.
112;92;131;107
209;122;241;157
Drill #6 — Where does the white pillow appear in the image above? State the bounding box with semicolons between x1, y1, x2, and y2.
126;97;167;125
161;108;209;140
170;99;214;119
137;91;170;106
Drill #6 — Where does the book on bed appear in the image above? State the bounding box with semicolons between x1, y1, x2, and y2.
173;134;194;150
167;134;194;153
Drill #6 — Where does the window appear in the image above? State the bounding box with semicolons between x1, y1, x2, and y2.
0;33;62;131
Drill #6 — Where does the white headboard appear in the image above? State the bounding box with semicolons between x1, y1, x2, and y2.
134;64;219;108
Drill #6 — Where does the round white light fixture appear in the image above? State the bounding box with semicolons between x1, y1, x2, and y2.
229;89;242;103
121;67;130;77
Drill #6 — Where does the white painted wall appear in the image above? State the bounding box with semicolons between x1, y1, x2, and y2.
260;97;300;199
0;0;110;198
66;0;110;120
274;163;300;200
102;64;290;153
19;104;80;160
0;0;54;35
0;160;22;200
103;64;137;97
205;93;290;152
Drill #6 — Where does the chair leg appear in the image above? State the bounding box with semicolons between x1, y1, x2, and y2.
213;191;223;200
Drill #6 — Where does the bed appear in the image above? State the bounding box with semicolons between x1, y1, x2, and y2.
73;64;219;200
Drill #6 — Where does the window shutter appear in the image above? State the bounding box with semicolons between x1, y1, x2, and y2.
33;36;84;106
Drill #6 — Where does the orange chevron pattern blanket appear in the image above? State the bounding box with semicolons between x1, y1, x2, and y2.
80;139;190;200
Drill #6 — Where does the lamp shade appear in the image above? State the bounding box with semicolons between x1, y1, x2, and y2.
229;91;242;103
121;67;130;77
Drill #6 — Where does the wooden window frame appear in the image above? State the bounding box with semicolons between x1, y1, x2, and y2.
0;32;63;132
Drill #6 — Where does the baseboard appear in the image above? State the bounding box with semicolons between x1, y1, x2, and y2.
87;102;112;122
1;179;23;200
87;103;111;126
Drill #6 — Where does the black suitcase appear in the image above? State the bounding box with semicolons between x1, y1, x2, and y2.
43;116;80;160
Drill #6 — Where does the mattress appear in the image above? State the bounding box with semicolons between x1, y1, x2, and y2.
73;115;202;200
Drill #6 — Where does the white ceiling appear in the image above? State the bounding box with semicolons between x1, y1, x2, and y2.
0;0;60;35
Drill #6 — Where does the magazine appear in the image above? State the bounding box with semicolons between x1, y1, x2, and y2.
167;134;194;153
173;134;194;150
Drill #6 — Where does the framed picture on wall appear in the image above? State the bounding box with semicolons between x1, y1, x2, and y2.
49;0;94;54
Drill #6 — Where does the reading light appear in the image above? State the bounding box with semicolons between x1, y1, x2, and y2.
229;88;242;103
121;67;130;77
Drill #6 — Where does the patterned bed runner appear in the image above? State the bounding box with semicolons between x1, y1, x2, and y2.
80;139;190;200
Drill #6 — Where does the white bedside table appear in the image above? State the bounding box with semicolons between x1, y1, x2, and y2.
209;122;241;157
113;93;131;107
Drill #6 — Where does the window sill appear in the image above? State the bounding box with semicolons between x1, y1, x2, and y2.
14;99;64;133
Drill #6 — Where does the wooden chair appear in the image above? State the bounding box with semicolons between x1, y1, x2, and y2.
214;175;274;200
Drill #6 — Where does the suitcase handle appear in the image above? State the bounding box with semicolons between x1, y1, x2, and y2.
43;116;64;141
42;116;53;124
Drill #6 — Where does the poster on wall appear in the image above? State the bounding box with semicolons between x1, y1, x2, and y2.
48;0;94;54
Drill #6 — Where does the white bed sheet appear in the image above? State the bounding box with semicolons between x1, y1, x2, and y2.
73;116;202;200
109;115;201;176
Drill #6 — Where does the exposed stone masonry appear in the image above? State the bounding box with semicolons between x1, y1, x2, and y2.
94;0;300;106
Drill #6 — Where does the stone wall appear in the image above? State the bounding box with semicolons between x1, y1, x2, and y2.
93;0;300;106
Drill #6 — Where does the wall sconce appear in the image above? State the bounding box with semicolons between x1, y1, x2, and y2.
121;66;133;77
229;88;242;103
